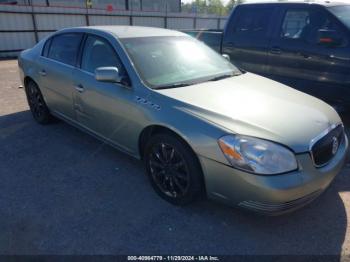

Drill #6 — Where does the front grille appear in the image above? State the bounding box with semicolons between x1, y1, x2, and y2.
239;190;322;214
311;124;344;167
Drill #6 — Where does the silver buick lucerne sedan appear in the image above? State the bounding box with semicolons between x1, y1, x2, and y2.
18;26;349;215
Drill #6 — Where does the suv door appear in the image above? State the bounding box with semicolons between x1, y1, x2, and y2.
296;6;350;106
266;6;310;87
72;34;135;152
37;33;83;120
267;5;350;106
222;4;275;75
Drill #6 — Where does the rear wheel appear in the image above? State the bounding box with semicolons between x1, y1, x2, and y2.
25;80;52;124
144;133;204;205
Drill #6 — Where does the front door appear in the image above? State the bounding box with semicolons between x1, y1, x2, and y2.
267;6;350;106
296;7;350;106
267;6;311;87
72;34;135;152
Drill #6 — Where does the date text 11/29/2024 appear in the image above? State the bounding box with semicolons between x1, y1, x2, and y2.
127;256;219;261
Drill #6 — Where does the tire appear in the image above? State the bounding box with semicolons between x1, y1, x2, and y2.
25;80;52;125
144;133;204;205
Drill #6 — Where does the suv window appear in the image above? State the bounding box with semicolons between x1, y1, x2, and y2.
233;6;273;37
81;35;123;74
281;9;344;44
281;10;310;39
48;33;83;66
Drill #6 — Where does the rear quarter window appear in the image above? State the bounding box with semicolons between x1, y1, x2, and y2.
42;38;52;57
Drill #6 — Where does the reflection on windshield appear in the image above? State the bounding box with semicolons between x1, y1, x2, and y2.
121;36;240;89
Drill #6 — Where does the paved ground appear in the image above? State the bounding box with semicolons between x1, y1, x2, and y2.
1;59;350;256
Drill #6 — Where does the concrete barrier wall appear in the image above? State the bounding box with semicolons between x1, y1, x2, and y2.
0;4;227;58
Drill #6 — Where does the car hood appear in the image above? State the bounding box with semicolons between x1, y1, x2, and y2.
156;73;341;153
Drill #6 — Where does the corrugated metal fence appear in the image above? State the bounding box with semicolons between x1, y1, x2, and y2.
0;4;228;58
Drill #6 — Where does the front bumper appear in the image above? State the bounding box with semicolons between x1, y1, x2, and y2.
199;134;349;215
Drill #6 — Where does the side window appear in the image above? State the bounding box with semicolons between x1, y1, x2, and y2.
281;9;344;44
81;35;123;74
48;33;83;66
233;6;273;37
42;38;51;57
281;10;310;39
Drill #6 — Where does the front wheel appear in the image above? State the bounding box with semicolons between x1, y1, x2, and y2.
25;80;52;124
144;133;204;205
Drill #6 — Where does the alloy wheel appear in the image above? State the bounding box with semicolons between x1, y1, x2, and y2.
148;143;190;199
27;84;45;120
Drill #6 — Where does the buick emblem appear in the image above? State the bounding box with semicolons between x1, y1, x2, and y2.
332;137;339;155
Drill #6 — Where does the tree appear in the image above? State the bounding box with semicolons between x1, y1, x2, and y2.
181;0;208;14
224;0;245;15
207;0;224;15
195;0;208;14
226;0;236;11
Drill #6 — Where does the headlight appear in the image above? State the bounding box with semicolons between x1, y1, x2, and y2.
218;135;298;175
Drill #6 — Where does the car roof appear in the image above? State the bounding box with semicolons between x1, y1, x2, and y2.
61;26;187;39
240;1;349;7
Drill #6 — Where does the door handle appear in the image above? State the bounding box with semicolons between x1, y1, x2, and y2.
39;70;47;76
74;84;84;93
270;47;282;55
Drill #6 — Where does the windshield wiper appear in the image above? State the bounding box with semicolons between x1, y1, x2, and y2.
208;74;235;82
154;73;239;89
154;82;192;90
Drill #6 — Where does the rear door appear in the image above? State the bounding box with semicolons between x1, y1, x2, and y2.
222;4;275;75
37;33;83;120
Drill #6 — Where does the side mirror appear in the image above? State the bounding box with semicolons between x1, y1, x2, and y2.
95;67;122;83
222;54;230;61
317;29;343;47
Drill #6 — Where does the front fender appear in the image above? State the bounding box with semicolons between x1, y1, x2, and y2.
145;93;230;165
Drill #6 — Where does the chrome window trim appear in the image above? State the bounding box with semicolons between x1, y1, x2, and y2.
309;122;344;168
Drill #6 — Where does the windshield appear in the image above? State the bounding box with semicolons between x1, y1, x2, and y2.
120;36;240;89
329;6;350;29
